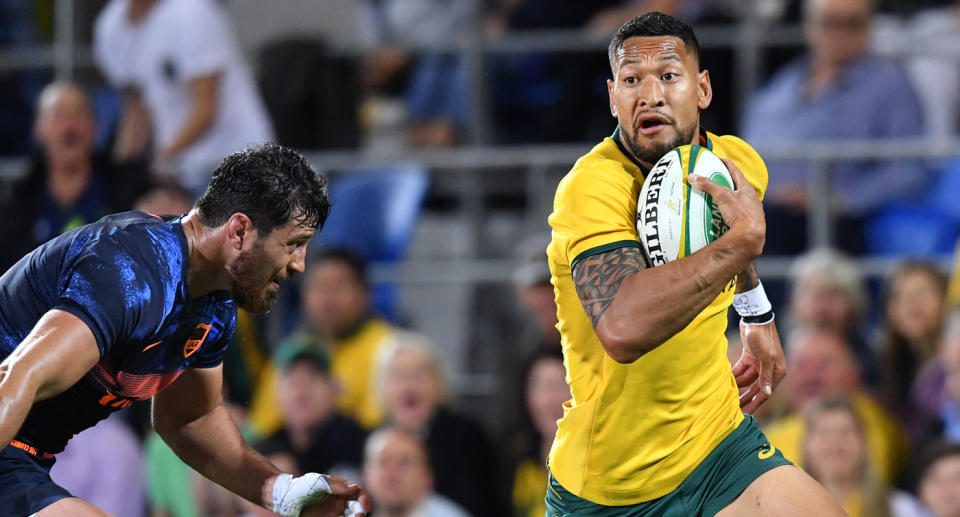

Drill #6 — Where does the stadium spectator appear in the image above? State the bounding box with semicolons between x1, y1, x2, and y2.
354;0;476;147
0;81;145;272
49;414;146;517
787;248;876;385
379;340;508;517
741;0;927;254
894;3;960;140
93;0;274;193
510;347;568;517
133;181;194;216
249;248;432;433
764;329;908;485
917;442;960;517
949;239;960;309
905;305;960;446
485;0;622;144
362;428;469;517
255;342;366;481
802;395;930;517
877;261;948;413
512;235;561;351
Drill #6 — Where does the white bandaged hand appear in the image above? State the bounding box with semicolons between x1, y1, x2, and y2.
272;473;331;516
272;472;366;517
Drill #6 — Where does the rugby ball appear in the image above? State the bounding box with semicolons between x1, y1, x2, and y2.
636;145;733;266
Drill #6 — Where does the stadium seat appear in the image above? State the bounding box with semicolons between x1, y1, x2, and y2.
865;203;959;256
315;164;430;321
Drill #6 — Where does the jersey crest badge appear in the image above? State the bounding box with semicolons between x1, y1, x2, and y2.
184;323;212;358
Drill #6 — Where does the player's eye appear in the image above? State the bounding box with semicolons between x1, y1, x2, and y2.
662;73;676;81
624;76;638;85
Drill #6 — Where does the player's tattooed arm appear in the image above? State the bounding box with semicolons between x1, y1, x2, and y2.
572;246;648;329
735;261;760;293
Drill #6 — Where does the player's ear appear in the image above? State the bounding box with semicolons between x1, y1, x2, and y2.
697;69;712;110
225;213;256;250
607;78;617;118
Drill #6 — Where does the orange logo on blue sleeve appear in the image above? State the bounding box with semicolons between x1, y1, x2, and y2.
183;323;212;358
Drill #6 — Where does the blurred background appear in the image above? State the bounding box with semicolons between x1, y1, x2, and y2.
5;0;960;516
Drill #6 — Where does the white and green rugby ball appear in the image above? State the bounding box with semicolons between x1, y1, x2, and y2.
636;145;733;266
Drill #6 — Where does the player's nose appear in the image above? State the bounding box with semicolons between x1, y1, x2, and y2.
637;76;665;107
289;246;307;274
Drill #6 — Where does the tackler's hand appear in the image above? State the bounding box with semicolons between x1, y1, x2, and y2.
273;473;371;517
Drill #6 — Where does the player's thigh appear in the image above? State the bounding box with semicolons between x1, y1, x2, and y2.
36;497;113;517
715;465;846;517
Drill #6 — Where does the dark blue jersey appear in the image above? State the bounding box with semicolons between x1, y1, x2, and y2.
0;212;236;453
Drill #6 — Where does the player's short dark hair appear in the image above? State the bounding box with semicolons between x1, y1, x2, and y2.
196;143;330;235
608;12;701;72
309;248;369;289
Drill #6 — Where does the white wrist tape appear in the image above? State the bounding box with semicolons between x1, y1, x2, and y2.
345;500;366;517
733;281;772;318
272;473;331;517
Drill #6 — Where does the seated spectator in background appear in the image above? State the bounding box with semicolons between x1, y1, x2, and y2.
906;305;960;446
917;442;960;517
134;181;195;216
897;3;960;140
584;0;747;32
510;347;568;517
878;261;948;413
788;248;876;384
802;396;930;517
363;428;469;517
379;341;507;517
250;249;431;433
764;329;908;485
0;81;145;272
354;0;476;147
512;235;560;351
49;414;146;517
256;342;366;481
93;0;274;193
741;0;927;254
949;238;960;309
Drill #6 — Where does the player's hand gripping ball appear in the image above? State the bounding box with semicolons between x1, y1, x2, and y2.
636;145;733;266
273;473;368;517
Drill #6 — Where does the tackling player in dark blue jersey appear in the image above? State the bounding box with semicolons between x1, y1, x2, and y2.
0;144;370;517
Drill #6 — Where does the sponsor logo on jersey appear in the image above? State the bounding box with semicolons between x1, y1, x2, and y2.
758;443;776;460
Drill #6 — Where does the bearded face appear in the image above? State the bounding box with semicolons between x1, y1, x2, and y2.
227;240;280;313
622;116;698;166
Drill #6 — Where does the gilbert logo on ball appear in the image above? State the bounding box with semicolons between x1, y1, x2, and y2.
636;145;733;266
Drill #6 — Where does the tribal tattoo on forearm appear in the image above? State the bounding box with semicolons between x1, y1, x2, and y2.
572;246;648;329
735;261;760;293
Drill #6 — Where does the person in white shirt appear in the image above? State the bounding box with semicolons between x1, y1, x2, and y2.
94;0;274;193
362;428;469;517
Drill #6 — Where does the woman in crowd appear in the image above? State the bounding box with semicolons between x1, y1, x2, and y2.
878;261;948;413
803;395;929;517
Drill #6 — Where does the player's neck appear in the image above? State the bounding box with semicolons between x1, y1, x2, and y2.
181;210;232;298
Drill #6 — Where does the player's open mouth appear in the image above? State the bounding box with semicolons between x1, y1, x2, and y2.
636;113;670;135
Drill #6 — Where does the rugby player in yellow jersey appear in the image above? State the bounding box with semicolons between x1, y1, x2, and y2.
544;13;845;516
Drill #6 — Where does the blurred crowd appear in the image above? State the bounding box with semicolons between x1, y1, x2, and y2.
3;0;960;516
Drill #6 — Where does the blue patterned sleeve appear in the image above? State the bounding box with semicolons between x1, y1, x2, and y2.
190;307;236;369
53;237;168;357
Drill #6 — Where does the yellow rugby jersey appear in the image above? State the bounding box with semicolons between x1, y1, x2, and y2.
546;128;768;505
